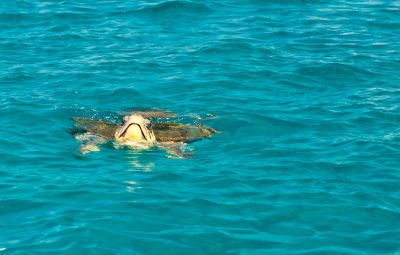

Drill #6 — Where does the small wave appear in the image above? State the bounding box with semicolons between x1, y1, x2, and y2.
111;1;212;17
53;11;95;20
0;199;49;216
195;40;257;55
296;62;379;84
140;1;212;13
0;12;31;22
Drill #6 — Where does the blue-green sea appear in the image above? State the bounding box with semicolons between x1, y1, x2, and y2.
1;0;400;254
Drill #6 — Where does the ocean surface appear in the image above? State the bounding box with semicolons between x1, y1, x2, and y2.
1;0;400;254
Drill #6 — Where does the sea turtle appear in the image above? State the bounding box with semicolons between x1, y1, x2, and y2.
70;110;218;158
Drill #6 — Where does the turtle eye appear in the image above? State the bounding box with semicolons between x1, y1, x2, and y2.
146;122;152;129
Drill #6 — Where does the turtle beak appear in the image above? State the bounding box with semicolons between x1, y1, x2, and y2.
115;115;156;143
117;122;148;141
136;123;149;141
115;120;133;139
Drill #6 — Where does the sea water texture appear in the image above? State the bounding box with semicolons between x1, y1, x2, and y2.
1;0;400;254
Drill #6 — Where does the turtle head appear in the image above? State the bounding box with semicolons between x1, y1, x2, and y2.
115;114;156;144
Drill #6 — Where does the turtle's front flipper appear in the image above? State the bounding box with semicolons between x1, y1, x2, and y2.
79;143;100;154
158;142;192;159
75;132;107;154
72;117;117;140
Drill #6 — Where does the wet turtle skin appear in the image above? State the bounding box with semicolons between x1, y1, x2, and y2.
71;117;217;143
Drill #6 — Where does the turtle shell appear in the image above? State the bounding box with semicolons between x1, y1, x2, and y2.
71;118;217;143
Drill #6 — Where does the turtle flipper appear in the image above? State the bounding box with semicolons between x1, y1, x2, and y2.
79;143;100;154
75;132;108;154
72;117;117;140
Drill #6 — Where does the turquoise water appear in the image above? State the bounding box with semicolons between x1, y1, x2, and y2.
1;0;400;254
